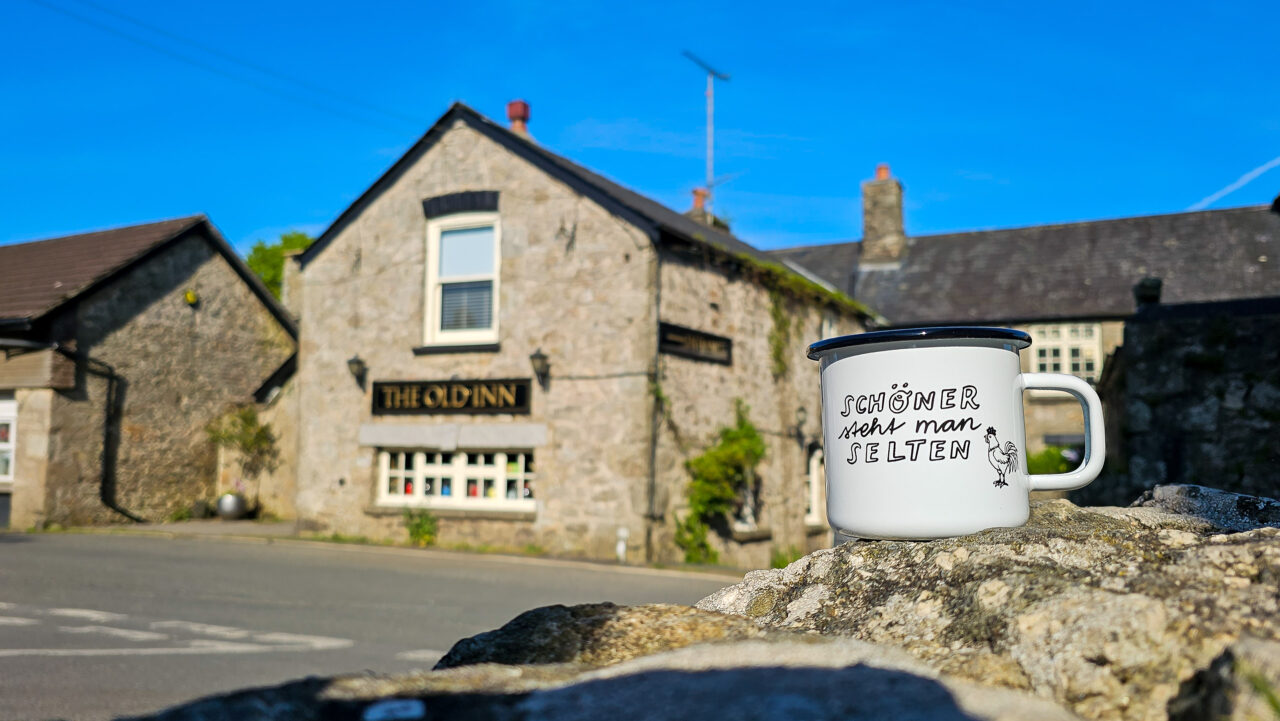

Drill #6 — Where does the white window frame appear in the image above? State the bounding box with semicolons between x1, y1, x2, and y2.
0;393;15;485
820;313;837;341
376;448;535;513
804;447;825;526
1029;323;1103;384
424;212;501;346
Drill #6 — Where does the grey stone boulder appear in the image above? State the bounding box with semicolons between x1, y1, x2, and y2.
698;487;1280;721
433;602;780;670
1131;484;1280;533
126;637;1086;721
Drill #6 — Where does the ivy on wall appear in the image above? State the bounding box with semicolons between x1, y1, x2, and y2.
769;290;794;379
674;400;766;564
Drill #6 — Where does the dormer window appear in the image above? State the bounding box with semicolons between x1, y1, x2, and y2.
424;212;500;345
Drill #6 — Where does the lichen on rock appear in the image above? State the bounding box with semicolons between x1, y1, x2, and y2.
697;487;1280;721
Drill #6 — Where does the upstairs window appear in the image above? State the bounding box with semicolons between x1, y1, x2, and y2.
425;213;500;345
1029;323;1102;383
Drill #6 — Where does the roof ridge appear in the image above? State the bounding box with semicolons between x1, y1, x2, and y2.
907;203;1272;243
3;214;206;250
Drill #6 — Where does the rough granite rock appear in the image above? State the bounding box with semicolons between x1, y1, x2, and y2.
127;637;1088;721
1132;484;1280;533
433;602;783;669
1167;637;1280;721
697;487;1280;721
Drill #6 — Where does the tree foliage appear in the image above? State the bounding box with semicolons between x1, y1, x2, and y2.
206;406;280;483
246;231;313;299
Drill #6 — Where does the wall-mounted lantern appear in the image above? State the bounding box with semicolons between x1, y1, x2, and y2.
346;354;368;390
793;405;808;445
529;348;551;389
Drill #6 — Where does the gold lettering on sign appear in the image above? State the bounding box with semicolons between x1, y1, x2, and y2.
381;386;402;409
450;385;472;408
424;385;446;408
405;385;421;409
477;385;498;408
497;384;517;407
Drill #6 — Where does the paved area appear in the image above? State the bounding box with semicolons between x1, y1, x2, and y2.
0;533;735;721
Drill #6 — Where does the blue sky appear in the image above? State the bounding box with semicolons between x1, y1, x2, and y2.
3;0;1277;253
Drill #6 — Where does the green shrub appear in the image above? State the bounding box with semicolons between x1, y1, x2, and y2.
404;509;439;547
770;545;805;569
1027;445;1078;475
675;400;766;564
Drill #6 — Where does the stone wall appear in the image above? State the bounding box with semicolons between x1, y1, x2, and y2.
1079;297;1280;506
37;232;295;525
294;121;658;559
7;388;53;529
654;251;862;567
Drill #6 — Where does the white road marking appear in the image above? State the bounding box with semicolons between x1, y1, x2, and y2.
58;625;169;642
395;649;446;663
46;608;127;623
0;617;39;626
0;603;15;610
254;632;352;650
0;608;353;657
149;620;250;639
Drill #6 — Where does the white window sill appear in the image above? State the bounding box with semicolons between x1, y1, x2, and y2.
374;497;535;513
366;503;535;522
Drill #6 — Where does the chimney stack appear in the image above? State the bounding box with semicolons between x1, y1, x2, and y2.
692;188;709;211
507;99;531;136
861;164;905;264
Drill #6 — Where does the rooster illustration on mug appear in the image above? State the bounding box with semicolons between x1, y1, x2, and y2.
984;427;1018;488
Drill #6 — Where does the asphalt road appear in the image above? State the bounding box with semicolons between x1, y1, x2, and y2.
0;533;736;721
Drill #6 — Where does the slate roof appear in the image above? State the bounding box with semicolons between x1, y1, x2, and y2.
768;205;1280;326
0;216;297;337
297;103;875;316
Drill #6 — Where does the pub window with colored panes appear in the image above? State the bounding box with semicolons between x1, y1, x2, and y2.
377;449;535;512
1029;323;1103;383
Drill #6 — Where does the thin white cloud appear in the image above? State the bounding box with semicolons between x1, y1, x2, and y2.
1188;155;1280;210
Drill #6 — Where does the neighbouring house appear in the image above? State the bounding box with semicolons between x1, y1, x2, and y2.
770;165;1280;454
288;101;872;566
0;216;297;529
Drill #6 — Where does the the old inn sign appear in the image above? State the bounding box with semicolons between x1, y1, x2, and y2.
658;322;732;365
372;379;532;415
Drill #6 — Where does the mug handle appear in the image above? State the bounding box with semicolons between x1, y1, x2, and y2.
1019;373;1106;491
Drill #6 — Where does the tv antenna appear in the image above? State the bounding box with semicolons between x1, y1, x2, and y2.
683;50;730;215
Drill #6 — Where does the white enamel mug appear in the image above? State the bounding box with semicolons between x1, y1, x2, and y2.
807;327;1105;539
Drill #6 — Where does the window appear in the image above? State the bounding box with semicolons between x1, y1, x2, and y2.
377;448;535;512
820;314;837;341
425;213;500;345
0;393;14;483
804;447;825;526
1029;323;1102;383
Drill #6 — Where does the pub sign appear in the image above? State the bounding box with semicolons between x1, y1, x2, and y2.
658;323;732;365
372;378;532;415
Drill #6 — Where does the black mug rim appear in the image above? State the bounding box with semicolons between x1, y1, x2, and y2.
807;326;1032;360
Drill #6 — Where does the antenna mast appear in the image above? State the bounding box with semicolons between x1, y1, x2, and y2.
682;51;730;215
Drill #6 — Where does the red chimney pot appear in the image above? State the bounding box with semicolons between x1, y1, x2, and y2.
875;163;891;181
507;100;530;134
692;188;709;210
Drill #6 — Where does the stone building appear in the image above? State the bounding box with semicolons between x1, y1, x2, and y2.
0;216;297;529
771;167;1280;453
289;101;871;566
1090;293;1280;506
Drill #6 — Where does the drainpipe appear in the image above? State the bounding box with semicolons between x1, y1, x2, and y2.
0;338;144;524
644;244;663;563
